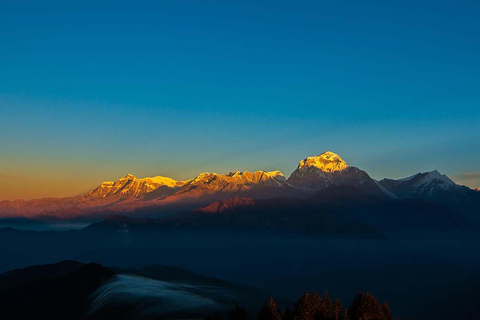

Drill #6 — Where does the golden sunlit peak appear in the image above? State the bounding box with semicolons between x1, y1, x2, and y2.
297;151;348;172
143;176;182;188
264;171;285;179
190;172;218;183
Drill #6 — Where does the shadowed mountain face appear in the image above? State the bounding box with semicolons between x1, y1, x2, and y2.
0;261;267;320
86;206;382;238
85;185;472;238
0;151;478;224
307;186;473;235
193;197;257;214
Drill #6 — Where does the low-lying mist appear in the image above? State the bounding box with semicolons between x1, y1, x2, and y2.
88;274;224;319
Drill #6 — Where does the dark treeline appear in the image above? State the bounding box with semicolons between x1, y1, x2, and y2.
205;291;401;320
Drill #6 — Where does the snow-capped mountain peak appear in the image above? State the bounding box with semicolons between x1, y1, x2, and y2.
121;173;137;180
400;170;456;190
141;176;185;188
297;151;348;172
84;174;186;200
286;152;386;196
182;170;288;191
378;170;460;202
288;151;350;185
262;170;286;181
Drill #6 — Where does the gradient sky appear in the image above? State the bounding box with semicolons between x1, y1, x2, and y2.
1;0;479;200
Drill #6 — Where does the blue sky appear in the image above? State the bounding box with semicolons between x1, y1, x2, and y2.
0;0;479;199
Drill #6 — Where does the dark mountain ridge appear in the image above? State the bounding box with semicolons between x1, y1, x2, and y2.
84;184;473;238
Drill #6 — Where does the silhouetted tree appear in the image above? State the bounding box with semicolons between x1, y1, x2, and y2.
206;291;399;320
228;305;248;320
381;303;393;320
258;297;282;320
316;290;333;320
332;299;347;320
348;292;384;320
205;311;223;320
294;292;322;320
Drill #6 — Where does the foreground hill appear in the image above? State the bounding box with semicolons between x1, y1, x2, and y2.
5;259;480;320
0;260;267;320
0;261;114;320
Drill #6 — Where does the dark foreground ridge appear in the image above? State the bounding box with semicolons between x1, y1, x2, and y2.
0;260;400;320
0;261;114;320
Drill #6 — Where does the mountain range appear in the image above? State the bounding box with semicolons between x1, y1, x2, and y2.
0;151;478;225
